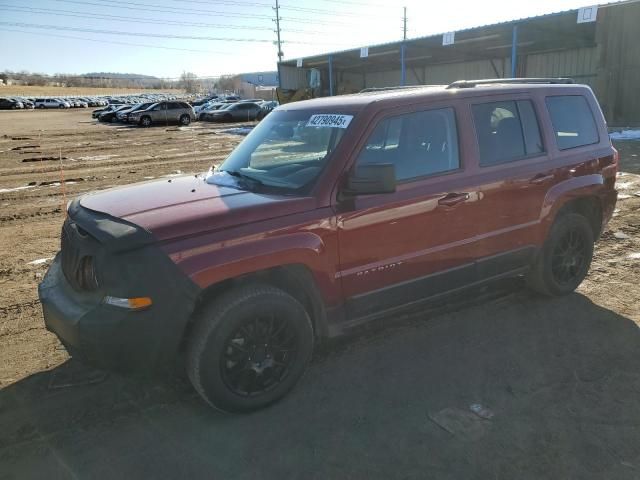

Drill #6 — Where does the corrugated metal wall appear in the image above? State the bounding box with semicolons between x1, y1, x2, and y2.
524;47;598;91
595;2;640;125
424;58;508;84
279;65;309;90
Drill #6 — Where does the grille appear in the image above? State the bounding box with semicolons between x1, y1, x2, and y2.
60;221;99;291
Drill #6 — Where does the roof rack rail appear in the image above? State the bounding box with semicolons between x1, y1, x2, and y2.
358;85;427;94
446;78;575;89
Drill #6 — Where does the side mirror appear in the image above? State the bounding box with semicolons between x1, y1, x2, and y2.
343;164;396;196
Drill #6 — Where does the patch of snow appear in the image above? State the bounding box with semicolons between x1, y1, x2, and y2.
616;181;636;190
628;253;640;260
614;231;630;239
0;185;35;193
27;257;54;265
618;194;632;200
610;130;640;140
222;127;254;136
77;155;119;161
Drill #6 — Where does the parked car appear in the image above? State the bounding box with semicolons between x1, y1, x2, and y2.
197;102;228;120
38;78;618;413
92;104;121;118
98;105;131;123
0;98;24;109
204;102;262;122
34;98;71;109
128;101;195;126
257;101;279;120
116;102;155;122
14;97;35;109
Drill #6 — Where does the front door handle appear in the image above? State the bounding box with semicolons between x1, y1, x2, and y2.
529;173;554;185
438;192;470;207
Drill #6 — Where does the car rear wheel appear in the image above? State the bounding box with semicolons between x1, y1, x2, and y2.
179;114;191;126
526;213;594;296
140;116;152;127
187;284;314;413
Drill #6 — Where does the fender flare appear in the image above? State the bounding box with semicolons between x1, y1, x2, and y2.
540;174;606;232
174;232;337;305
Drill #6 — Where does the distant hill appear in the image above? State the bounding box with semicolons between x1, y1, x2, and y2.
82;72;159;80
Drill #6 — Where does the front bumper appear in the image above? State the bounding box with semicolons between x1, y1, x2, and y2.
39;256;169;371
39;205;201;372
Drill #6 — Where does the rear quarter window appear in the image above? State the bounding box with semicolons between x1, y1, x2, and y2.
545;95;599;150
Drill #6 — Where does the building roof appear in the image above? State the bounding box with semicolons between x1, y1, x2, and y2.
280;1;634;71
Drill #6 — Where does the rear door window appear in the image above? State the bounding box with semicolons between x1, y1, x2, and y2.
545;95;599;150
472;100;544;166
356;107;460;181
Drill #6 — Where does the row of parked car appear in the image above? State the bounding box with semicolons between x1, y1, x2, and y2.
92;95;279;126
0;96;109;109
0;92;189;111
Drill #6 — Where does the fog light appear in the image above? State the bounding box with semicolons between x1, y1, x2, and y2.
103;296;152;310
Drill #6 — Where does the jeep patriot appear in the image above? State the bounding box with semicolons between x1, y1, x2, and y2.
39;78;618;412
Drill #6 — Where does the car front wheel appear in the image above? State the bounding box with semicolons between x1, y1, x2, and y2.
187;284;314;413
179;114;191;126
140;116;152;127
527;213;594;296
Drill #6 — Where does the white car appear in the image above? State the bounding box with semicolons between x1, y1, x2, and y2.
34;98;71;109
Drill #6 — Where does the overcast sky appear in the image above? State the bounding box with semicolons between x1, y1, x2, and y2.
0;0;619;78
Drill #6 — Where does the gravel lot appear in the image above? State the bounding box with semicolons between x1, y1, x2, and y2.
1;109;640;479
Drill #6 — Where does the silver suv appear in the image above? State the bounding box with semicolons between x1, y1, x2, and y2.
128;101;195;126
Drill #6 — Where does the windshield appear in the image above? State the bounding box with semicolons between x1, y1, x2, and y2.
208;110;353;193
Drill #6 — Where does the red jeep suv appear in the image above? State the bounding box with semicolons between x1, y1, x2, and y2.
39;79;618;412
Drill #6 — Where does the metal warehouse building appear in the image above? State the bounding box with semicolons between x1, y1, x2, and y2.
278;1;640;125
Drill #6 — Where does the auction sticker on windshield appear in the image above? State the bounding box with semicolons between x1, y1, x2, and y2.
306;114;353;128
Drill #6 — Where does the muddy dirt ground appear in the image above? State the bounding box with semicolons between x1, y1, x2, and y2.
1;109;640;479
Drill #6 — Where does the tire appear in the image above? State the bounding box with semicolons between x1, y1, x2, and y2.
38;105;45;109
179;114;191;126
224;113;232;122
140;115;152;127
526;213;594;296
110;116;117;123
187;284;314;413
59;104;65;109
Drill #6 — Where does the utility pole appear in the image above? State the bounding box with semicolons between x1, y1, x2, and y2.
403;6;407;40
273;0;283;64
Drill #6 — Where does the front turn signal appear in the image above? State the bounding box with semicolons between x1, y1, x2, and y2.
103;296;153;310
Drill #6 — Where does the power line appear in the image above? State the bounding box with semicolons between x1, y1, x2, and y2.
170;0;272;7
0;28;233;55
0;21;352;46
0;5;274;31
51;0;366;26
52;0;274;20
0;21;276;43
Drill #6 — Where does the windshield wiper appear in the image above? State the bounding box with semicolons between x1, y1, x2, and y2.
220;169;264;188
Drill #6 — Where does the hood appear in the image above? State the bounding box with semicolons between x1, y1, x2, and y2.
79;175;314;241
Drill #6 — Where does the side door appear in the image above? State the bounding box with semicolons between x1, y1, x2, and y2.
464;95;558;273
235;103;252;121
335;102;484;319
151;102;167;122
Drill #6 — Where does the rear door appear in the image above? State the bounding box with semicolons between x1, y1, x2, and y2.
335;101;485;319
465;94;556;274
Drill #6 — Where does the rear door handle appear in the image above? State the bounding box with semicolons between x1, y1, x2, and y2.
529;173;554;185
438;192;470;207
